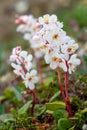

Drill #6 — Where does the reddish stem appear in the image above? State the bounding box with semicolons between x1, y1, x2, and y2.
17;57;27;74
37;58;43;85
64;71;73;117
64;72;69;98
31;90;36;116
57;67;65;98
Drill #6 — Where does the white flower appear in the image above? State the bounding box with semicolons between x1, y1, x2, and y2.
33;48;44;59
45;50;67;71
44;47;55;64
24;70;38;90
10;46;22;62
68;54;81;74
51;53;67;71
43;28;66;46
23;33;30;40
16;15;38;38
10;55;16;62
61;37;78;54
12;46;21;55
39;14;57;25
20;50;28;58
16;24;30;33
32;33;45;58
10;46;29;65
61;43;78;55
11;63;25;79
23;54;33;71
10;46;33;74
82;124;87;130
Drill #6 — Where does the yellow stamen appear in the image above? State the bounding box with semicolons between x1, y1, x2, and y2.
52;57;62;63
43;15;49;24
28;76;34;81
52;34;58;40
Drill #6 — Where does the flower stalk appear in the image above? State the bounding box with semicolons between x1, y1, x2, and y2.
10;47;38;116
57;68;73;117
20;60;36;116
38;58;43;85
64;71;73;117
57;67;65;98
17;57;27;74
31;90;36;116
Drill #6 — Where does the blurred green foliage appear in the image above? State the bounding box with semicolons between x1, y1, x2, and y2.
0;72;87;129
73;3;87;27
58;2;87;32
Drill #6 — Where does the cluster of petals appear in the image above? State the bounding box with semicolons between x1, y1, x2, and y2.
16;15;44;59
10;46;38;90
33;14;81;74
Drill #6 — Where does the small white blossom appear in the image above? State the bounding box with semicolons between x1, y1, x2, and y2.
82;124;87;130
10;46;22;62
50;53;67;72
11;63;25;79
44;47;67;71
68;54;81;74
61;37;78;55
24;70;38;90
39;14;57;25
43;28;66;46
23;54;33;71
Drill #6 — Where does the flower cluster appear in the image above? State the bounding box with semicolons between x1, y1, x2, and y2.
15;15;44;59
33;14;80;74
10;46;38;90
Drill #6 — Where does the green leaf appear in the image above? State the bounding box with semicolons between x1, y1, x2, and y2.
0;96;6;102
49;91;61;102
46;110;53;114
38;106;46;116
0;114;15;123
4;87;14;99
11;87;22;101
53;109;68;120
46;101;65;111
44;77;53;86
58;118;71;130
73;3;87;27
10;108;17;116
81;108;87;114
68;125;75;130
83;55;87;65
0;105;5;114
18;101;32;115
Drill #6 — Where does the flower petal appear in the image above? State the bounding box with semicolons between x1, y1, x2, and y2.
20;51;27;58
30;69;37;75
28;82;35;90
50;62;58;69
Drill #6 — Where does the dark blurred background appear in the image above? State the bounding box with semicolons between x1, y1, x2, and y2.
0;0;87;81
